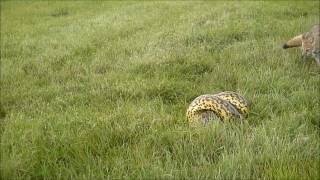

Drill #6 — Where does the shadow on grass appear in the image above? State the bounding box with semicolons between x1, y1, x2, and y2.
51;8;69;17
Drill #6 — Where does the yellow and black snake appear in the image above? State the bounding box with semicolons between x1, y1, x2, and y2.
186;91;250;125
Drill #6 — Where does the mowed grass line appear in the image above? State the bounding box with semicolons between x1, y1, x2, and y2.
1;1;320;179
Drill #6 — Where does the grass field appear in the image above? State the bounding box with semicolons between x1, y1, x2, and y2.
1;1;320;179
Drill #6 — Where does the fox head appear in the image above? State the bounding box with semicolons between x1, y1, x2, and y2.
282;34;303;49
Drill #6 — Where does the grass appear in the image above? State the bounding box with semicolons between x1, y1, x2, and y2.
1;1;320;179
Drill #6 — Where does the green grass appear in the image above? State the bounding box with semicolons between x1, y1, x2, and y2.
1;1;320;179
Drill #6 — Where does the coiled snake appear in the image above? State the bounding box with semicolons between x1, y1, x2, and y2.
186;91;250;125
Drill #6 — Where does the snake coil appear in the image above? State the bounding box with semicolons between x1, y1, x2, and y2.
186;91;250;125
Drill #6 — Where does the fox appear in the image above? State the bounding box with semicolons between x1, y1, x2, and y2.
283;24;320;66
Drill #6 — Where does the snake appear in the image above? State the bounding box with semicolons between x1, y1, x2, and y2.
186;91;250;125
213;91;250;116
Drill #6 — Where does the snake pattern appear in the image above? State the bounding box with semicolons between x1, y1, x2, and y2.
186;92;250;125
214;91;250;116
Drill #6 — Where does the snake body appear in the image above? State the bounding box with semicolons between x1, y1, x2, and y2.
186;92;250;125
214;91;250;116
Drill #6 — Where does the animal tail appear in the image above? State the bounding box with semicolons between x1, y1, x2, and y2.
282;34;303;49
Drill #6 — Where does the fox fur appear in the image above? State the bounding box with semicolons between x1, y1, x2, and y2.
283;24;320;66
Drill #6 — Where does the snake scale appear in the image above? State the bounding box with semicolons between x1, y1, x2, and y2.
186;91;250;125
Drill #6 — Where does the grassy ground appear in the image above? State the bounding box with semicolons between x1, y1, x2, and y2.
1;1;320;179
